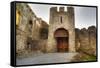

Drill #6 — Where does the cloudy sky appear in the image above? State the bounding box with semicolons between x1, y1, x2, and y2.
28;3;96;29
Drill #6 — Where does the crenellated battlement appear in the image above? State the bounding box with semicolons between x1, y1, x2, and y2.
50;7;74;13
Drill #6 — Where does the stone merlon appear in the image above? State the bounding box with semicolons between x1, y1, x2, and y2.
59;7;64;12
67;7;74;13
50;7;57;12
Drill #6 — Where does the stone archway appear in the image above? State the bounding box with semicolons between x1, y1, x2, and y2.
54;28;69;52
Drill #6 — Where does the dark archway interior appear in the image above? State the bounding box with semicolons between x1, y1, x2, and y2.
54;28;69;52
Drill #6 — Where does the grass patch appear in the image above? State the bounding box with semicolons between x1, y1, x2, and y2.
80;54;96;61
72;52;97;62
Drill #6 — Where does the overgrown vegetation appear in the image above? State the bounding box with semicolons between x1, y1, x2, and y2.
72;52;97;62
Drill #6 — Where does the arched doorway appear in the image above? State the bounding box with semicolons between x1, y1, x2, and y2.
54;28;69;52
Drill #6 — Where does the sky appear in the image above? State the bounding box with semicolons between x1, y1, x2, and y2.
28;3;96;29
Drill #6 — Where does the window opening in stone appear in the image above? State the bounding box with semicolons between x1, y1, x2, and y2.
28;20;33;32
60;16;62;23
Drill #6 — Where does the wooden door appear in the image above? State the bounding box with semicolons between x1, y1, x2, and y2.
56;37;68;52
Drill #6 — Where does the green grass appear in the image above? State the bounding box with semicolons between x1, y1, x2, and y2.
81;55;96;61
72;52;97;62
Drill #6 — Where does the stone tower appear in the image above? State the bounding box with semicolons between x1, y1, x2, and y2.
47;7;75;52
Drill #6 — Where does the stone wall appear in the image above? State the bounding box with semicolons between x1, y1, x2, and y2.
75;26;97;56
16;3;48;56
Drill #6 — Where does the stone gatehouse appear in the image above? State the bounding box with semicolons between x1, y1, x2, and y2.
47;7;75;52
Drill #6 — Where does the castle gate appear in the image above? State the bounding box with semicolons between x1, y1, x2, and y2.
54;28;69;52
